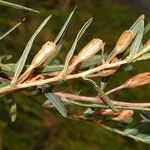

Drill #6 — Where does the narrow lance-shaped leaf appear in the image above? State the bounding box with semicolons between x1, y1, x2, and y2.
44;91;67;117
10;103;17;122
54;7;77;45
80;55;103;69
83;77;117;112
0;19;24;40
133;39;150;60
44;7;77;65
144;21;150;35
127;19;144;61
129;15;145;37
11;15;52;84
135;53;150;61
0;55;12;62
61;18;93;76
0;0;39;13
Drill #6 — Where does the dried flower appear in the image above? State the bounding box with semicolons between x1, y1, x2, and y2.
106;30;133;63
112;110;133;122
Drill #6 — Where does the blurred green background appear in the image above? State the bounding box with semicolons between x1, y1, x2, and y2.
0;0;150;149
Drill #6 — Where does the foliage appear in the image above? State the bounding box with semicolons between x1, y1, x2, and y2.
0;0;150;147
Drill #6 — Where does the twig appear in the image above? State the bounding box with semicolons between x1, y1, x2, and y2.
55;92;150;108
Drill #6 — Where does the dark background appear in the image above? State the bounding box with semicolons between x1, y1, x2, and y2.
0;0;150;149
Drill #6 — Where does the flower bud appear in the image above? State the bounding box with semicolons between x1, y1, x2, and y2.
31;41;56;68
112;110;133;122
73;38;104;65
107;30;133;63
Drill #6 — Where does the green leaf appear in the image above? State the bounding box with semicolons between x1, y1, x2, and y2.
42;100;52;108
0;55;12;62
0;63;12;72
120;64;133;72
11;15;52;84
124;128;138;135
40;64;63;73
135;53;150;61
80;55;102;69
44;8;76;65
83;78;117;112
62;18;93;75
54;7;77;44
129;15;144;37
124;121;150;143
144;21;150;35
0;0;39;13
127;19;144;61
140;111;150;121
0;20;23;40
10;103;17;122
84;108;94;116
44;91;67;117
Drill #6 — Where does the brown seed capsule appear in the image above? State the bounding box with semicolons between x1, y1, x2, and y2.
107;30;133;63
124;72;150;88
112;110;133;122
73;38;104;65
67;38;104;74
106;72;150;95
16;41;56;84
31;41;56;68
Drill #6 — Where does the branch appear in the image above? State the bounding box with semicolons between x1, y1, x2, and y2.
54;92;150;108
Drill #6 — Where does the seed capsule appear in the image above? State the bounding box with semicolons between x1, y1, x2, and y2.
16;41;56;84
67;38;104;74
31;41;56;68
112;110;133;122
74;38;104;64
107;30;133;63
106;72;150;95
124;72;150;88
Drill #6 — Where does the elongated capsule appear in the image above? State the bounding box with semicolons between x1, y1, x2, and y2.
67;39;104;74
107;30;133;63
123;72;150;88
31;41;56;68
74;38;104;65
112;110;133;122
106;72;150;95
16;41;56;84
